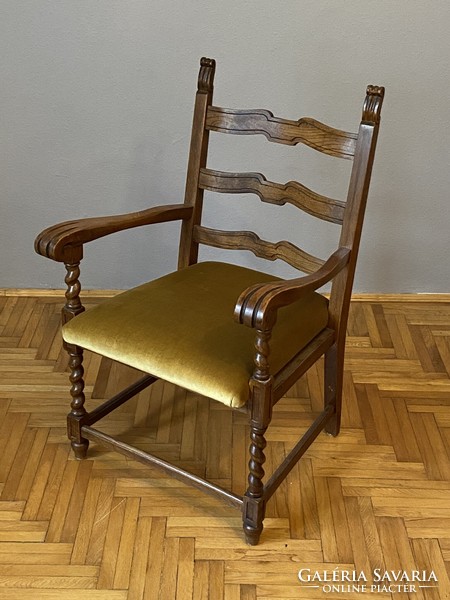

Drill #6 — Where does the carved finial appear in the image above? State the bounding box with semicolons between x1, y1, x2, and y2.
362;85;385;124
198;57;216;93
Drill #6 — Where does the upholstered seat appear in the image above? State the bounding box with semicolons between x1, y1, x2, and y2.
63;261;329;408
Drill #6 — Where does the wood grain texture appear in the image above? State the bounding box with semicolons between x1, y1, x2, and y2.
206;106;358;158
193;225;324;274
0;293;449;598
199;168;345;224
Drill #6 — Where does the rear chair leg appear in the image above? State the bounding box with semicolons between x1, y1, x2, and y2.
324;343;343;437
66;343;89;459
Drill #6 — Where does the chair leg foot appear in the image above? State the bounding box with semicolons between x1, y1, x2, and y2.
71;438;89;459
243;521;263;545
325;416;341;437
243;496;265;545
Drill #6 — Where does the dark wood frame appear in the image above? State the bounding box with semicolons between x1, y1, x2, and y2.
35;57;384;545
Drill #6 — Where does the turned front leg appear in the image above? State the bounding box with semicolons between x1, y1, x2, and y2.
243;420;268;545
66;344;89;458
63;260;89;459
243;328;273;545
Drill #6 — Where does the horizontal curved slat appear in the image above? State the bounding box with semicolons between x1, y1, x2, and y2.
193;225;324;274
206;106;357;159
199;168;345;224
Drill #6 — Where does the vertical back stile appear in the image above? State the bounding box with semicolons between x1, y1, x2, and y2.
328;85;385;343
178;57;216;268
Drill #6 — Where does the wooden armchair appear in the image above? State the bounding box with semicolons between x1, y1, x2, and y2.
35;58;384;545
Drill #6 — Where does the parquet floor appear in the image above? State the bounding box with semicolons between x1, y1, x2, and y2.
0;292;449;599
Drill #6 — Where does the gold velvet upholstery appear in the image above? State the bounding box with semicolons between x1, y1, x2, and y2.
63;261;328;408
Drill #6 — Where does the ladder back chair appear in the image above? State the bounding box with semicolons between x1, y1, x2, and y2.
35;57;384;545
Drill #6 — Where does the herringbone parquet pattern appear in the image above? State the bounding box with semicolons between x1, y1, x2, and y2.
0;292;449;599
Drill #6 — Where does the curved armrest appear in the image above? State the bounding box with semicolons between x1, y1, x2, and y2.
35;204;193;262
234;246;351;329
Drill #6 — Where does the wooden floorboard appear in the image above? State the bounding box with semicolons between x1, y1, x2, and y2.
0;294;449;598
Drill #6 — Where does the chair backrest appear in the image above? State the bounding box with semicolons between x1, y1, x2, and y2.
178;57;384;343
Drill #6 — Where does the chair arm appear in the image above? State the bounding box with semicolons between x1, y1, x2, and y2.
234;247;351;329
34;204;193;262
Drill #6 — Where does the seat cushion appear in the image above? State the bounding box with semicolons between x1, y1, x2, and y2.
62;261;329;408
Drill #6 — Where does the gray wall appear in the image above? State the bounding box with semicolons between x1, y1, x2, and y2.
2;1;449;292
